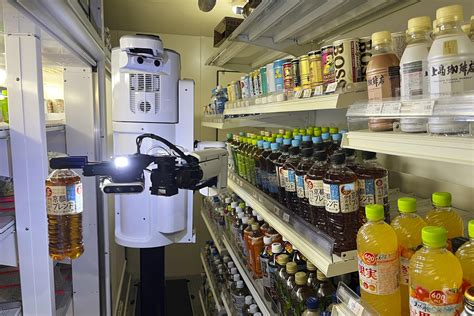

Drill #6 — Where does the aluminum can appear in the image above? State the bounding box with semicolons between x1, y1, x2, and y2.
253;70;261;96
273;59;286;92
299;55;311;89
308;50;323;88
321;45;335;87
291;58;301;88
359;36;372;81
240;75;250;99
233;80;242;100
266;63;276;93
283;61;294;91
248;72;255;97
333;38;361;87
227;83;234;102
259;66;268;95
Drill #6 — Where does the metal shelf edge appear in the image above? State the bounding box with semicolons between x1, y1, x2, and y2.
201;211;224;253
198;290;208;316
200;252;222;311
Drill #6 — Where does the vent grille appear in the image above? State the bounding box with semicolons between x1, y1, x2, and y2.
129;73;160;114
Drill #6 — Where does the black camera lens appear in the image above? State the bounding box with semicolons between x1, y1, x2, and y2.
154;60;161;67
137;56;144;64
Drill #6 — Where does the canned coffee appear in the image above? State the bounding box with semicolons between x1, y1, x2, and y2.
333;38;361;88
299;55;311;89
273;59;286;92
291;58;301;88
233;80;242;100
253;70;261;96
321;45;335;87
359;36;372;82
283;62;294;92
248;73;255;97
308;50;323;88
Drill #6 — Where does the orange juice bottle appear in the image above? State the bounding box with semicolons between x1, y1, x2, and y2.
357;204;401;315
409;226;463;315
456;220;474;293
391;197;427;316
425;192;464;250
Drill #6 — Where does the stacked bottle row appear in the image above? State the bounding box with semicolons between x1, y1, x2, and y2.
357;201;474;316
225;128;390;255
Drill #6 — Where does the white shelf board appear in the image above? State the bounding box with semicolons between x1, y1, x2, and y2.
222;236;272;316
199;290;208;316
228;174;358;277
0;121;66;137
220;291;233;316
342;130;474;166
200;252;222;312
201;211;224;253
224;91;367;115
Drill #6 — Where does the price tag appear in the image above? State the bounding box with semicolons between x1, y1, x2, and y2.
347;298;364;316
252;191;257;199
273;206;281;216
366;102;383;115
313;85;323;96
255;97;262;104
267;94;274;103
382;101;401;114
294;90;303;98
303;89;312;98
282;212;290;222
325;82;337;93
409;100;436;115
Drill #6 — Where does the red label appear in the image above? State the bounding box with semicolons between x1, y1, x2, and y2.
429;290;446;306
363;252;376;265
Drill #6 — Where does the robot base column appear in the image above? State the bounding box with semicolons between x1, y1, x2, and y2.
140;247;165;316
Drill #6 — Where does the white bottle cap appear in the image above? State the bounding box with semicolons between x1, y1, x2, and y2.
231;202;238;208
257;215;263;221
249;304;259;313
233;274;241;282
242;217;249;224
263;236;272;245
252;210;258;216
271;242;282;253
231;267;238;274
228;262;235;269
244;296;253;305
236;206;243;213
225;197;231;204
236;280;244;288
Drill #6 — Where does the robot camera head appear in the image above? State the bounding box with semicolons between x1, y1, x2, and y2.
119;34;167;73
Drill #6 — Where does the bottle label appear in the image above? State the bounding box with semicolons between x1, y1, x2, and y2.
306;178;325;207
296;174;305;198
267;173;279;194
261;170;268;191
358;251;399;295
358;176;388;206
323;182;358;213
285;169;296;192
367;66;400;100
277;166;286;188
401;60;428;96
46;184;83;215
409;286;462;316
429;57;474;94
255;167;262;186
231;293;246;313
260;256;271;287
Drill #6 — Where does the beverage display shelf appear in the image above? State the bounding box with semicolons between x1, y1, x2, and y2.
221;235;272;316
198;290;208;316
342;130;474;166
201;121;244;130
201;210;225;253
220;291;234;316
227;173;358;278
200;252;223;312
224;91;367;116
0;121;66;138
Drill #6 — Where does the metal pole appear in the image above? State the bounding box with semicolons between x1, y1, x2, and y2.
140;247;166;316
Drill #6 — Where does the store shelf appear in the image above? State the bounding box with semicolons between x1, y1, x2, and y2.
0;216;17;267
201;113;301;130
199;290;208;316
342;130;474;166
222;235;272;316
224;91;367;115
201;211;224;253
228;173;358;277
200;252;222;312
220;291;234;316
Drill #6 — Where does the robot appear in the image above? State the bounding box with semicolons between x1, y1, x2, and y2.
50;34;228;315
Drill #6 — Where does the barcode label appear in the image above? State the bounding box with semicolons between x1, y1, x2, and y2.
282;212;290;222
313;86;323;96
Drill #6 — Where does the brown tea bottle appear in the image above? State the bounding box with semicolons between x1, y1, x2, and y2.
275;139;292;205
306;150;328;232
296;147;314;222
283;139;302;211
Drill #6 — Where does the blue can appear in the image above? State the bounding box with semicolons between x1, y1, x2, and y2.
273;59;286;92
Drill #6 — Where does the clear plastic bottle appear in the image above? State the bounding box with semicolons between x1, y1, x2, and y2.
357;204;401;316
456;220;474;292
46;169;84;260
306;261;319;291
315;270;335;311
231;280;250;314
282;261;298;315
302;297;320;316
283;139;302;211
290;246;307;272
323;152;359;255
226;133;236;172
241;296;253;316
428;4;474;95
461;286;474;316
245;138;258;184
291;272;316;316
306;150;328;231
409;226;463;315
276;139;292;205
425;192;464;249
390;197;427;316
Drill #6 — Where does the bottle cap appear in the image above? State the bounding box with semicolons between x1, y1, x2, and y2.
257;215;263;221
299;128;306;135
231;201;238;208
432;192;451;207
422;226;447;248
231;267;238;274
301;147;313;157
371;31;392;45
407;16;432;33
252;139;257;146
223;256;230;263
286;262;298;274
252;209;257;216
236;280;244;288
242;217;248;224
362;151;376;160
251;223;260;231
249;304;259;313
239;202;246;208
276;254;289;266
313;130;322;137
248;218;255;224
239;131;245;136
291;139;301;147
329;127;339;134
263;142;270;149
365;204;384;221
469;220;474;239
321;132;330;140
228;261;235;268
316;270;327;281
331;133;342;141
271;242;282;253
295;272;307;285
254;313;262;316
244;295;253;305
330;152;345;164
283;138;292;145
225;197;231;204
321;127;329;133
306;128;314;135
436;4;463;25
398;197;416;213
226;133;233;140
302;135;312;142
237;212;244;219
306;261;317;271
263;236;272;245
233;275;241;283
306;297;319;310
462;23;471;35
271;143;279;151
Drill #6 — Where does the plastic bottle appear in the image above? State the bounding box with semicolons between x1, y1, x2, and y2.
342;148;358;172
357;204;401;315
283;139;302;210
237;136;249;180
301;135;313;149
241;296;253;316
266;143;281;199
409;226;463;315
245;304;259;315
315;270;336;311
306;150;328;231
231;280;250;314
291;272;316;316
274;255;290;313
276;139;292;205
355;151;389;226
428;4;474;95
264;226;281;243
46;168;84;260
249;223;264;278
243;218;256;266
0;90;8;123
260;141;273;194
290;246;307;272
260;236;274;293
323;152;359;255
456;220;474;292
296;147;314;221
306;261;319;291
253;140;265;189
366;31;400;132
233;211;244;247
246;138;258;185
302;297;320;316
266;243;284;302
326;133;342;158
226;133;236;172
425;192;464;249
461;286;474;316
390;197;427;315
282;261;298;315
